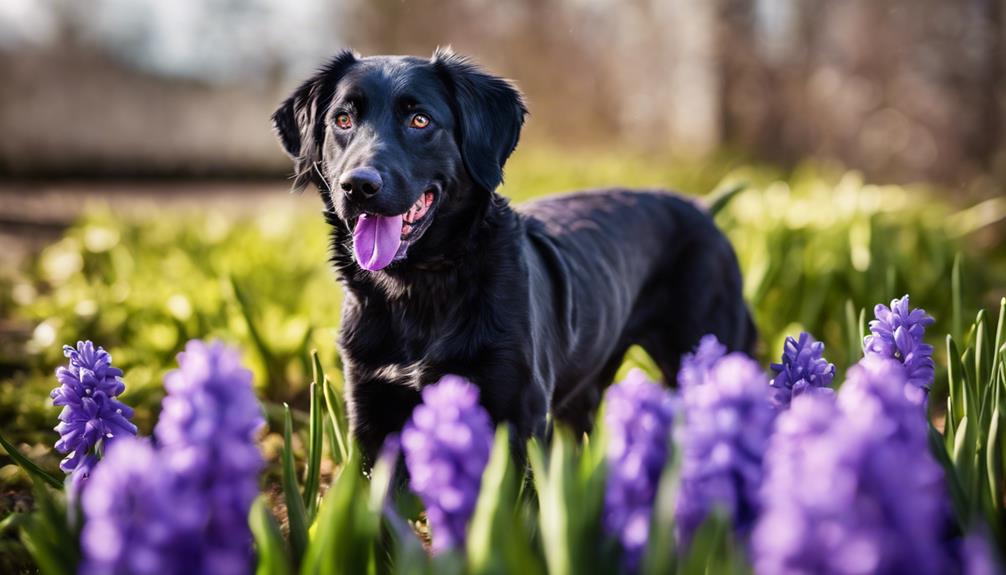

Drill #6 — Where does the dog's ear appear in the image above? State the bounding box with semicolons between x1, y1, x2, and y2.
272;50;357;191
432;47;527;193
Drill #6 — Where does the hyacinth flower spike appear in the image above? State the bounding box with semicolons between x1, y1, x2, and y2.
677;334;727;389
769;332;835;409
155;339;265;574
50;341;136;474
80;339;265;575
80;438;177;575
753;357;952;574
401;375;494;554
864;294;935;398
602;368;675;572
675;352;776;546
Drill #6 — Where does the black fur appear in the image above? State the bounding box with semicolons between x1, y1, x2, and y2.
272;49;756;465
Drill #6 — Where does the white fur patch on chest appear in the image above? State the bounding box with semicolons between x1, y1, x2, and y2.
372;362;428;389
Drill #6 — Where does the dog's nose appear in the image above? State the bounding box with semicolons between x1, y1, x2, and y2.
339;167;382;199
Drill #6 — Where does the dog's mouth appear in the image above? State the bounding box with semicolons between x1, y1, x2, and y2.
352;189;438;271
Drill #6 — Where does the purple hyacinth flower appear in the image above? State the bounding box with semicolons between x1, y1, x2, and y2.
753;357;952;575
602;369;675;572
79;340;263;575
154;340;265;575
864;295;935;396
80;438;186;575
678;334;727;389
401;375;494;554
839;356;930;442
769;332;835;409
50;341;137;473
675;353;775;547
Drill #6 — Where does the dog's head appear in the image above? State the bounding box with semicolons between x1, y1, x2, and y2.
272;48;527;271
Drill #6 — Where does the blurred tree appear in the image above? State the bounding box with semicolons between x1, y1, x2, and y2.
1;0;1005;188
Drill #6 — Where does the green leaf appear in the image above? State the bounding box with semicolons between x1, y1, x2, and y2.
367;443;395;517
986;409;1002;519
230;274;283;394
302;354;325;519
528;428;613;575
992;298;1006;382
858;307;867;349
928;422;969;527
948;337;967;425
467;427;543;575
954;416;975;501
976;312;991;399
678;512;748;575
282;403;309;565
300;455;377;575
322;373;351;465
250;496;292;575
0;511;29;537
20;483;79;575
844;299;861;366
952;253;963;341
978;368;997;444
842;300;867;368
0;430;63;490
641;443;680;575
528;438;569;575
706;181;748;217
945;394;959;453
323;418;340;468
963;347;978;418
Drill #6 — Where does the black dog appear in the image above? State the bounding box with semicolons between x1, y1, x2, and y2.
272;48;755;464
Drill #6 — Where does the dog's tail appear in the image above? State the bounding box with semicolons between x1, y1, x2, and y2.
704;181;748;216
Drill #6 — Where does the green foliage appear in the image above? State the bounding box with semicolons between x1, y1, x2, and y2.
0;431;63;490
1;160;1000;455
282;403;310;565
19;484;79;575
466;428;543;575
940;296;1006;541
302;353;326;520
1;153;1005;572
640;445;680;575
715;168;988;370
250;496;292;575
528;423;616;575
300;453;378;575
2;205;340;452
676;514;749;575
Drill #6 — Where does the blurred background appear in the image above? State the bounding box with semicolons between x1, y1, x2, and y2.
1;0;1005;186
2;3;1006;562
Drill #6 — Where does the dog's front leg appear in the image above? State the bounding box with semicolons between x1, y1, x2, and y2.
343;370;422;469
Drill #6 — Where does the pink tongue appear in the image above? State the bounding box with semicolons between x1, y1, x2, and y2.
353;214;403;271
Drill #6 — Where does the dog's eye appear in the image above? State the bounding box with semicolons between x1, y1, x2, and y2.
334;113;353;130
409;113;431;129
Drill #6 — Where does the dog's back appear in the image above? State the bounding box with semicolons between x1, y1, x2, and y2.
519;188;755;432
